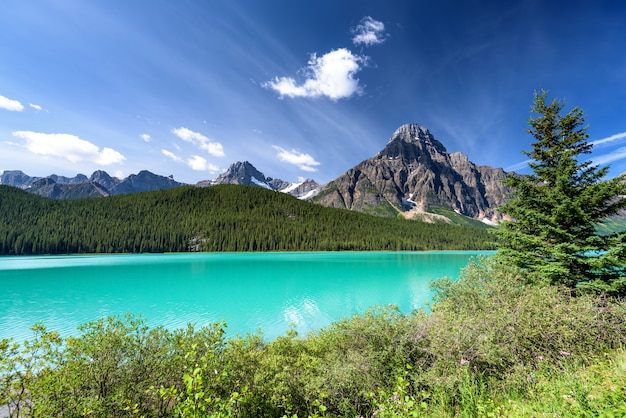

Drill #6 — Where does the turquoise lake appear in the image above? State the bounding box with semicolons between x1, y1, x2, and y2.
0;251;491;343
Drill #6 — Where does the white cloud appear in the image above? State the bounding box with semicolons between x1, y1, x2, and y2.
187;155;208;171
0;95;24;111
351;16;388;46
187;155;219;172
272;145;320;172
162;149;219;173
264;48;365;101
12;131;125;165
592;131;626;146
140;133;151;142
161;149;183;163
171;127;225;157
29;103;42;111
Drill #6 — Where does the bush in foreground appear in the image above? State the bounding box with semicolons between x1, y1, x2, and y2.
2;259;625;417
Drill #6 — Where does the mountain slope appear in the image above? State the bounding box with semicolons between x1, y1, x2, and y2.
313;124;511;223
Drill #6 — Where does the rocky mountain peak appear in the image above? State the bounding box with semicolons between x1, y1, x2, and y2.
313;124;512;223
378;123;448;161
213;161;270;188
390;123;429;141
387;123;447;152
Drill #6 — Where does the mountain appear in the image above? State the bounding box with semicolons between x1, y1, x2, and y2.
107;170;183;195
49;173;89;185
0;170;41;188
28;177;109;199
90;170;121;191
204;161;323;199
278;178;324;199
209;161;273;189
313;124;512;223
0;169;184;199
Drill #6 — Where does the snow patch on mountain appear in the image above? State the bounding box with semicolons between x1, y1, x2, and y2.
251;176;273;190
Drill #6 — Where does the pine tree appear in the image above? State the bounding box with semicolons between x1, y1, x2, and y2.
495;91;626;294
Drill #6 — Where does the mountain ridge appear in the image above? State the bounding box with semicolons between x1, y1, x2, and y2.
1;123;512;221
0;169;184;199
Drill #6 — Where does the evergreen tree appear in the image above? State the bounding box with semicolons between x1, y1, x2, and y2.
495;91;626;294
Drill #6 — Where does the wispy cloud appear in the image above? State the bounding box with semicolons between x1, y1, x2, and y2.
0;95;24;111
29;103;42;111
592;131;626;146
171;127;225;157
505;159;532;172
272;145;320;172
13;131;125;165
162;149;220;173
351;16;388;46
264;48;365;101
592;146;626;166
140;133;151;142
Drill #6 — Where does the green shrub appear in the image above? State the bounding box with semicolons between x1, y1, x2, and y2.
406;257;626;414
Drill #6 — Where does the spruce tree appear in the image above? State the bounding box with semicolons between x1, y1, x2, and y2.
495;91;626;294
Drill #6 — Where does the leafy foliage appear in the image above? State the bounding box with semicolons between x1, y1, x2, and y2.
0;184;494;254
494;91;626;294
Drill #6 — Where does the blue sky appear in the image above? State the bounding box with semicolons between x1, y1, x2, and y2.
1;0;625;184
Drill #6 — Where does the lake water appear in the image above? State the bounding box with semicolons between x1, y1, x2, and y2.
0;251;491;343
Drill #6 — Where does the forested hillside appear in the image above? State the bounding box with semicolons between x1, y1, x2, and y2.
0;184;493;255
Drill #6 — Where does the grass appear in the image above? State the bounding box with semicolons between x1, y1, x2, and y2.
499;348;626;417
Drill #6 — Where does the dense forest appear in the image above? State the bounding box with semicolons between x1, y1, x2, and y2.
0;184;494;255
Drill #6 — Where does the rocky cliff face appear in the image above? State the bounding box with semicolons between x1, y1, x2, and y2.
313;123;511;223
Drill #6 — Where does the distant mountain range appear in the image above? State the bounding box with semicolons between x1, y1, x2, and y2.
0;169;184;199
0;164;323;200
1;123;513;223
